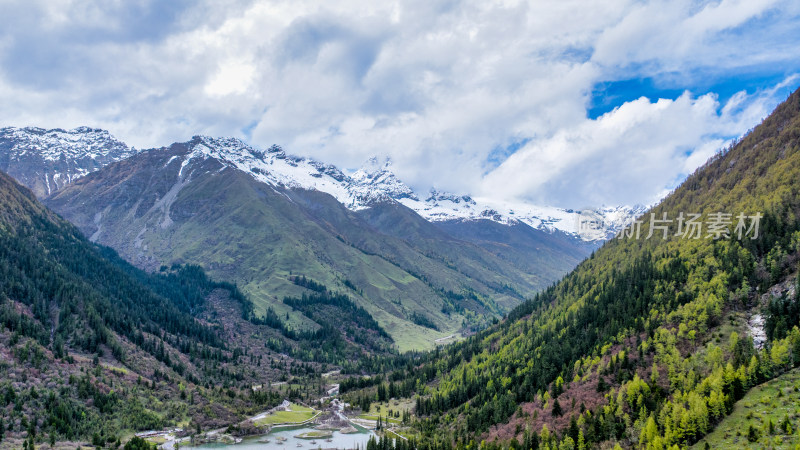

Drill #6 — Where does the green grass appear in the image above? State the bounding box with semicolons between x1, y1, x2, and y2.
144;436;168;444
693;368;800;449
373;307;463;352
368;398;416;415
164;206;467;349
356;413;402;424
101;363;129;375
288;402;314;412
253;403;316;426
356;398;415;425
294;430;332;439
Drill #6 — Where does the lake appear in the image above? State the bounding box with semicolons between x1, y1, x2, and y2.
181;424;376;450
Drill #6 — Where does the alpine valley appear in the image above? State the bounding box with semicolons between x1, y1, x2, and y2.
0;86;799;450
2;126;641;351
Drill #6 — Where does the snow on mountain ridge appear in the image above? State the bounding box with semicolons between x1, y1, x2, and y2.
0;126;138;197
350;156;419;205
184;135;355;205
0;126;133;161
398;191;646;240
0;126;640;241
180;137;641;241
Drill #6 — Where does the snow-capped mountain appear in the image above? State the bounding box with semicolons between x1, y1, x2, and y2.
175;135;352;203
0;127;641;241
178;136;412;210
47;133;596;342
349;156;418;204
0;126;136;197
174;136;643;241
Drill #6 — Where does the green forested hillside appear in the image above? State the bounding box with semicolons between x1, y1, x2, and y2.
0;172;222;367
0;170;379;447
346;88;800;449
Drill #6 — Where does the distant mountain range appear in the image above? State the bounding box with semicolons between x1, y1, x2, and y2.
0;127;643;241
0;127;643;350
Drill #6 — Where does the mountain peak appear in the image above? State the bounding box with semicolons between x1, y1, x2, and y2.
175;134;353;196
357;155;393;174
189;135;258;159
0;126;136;197
1;126;132;161
349;156;417;206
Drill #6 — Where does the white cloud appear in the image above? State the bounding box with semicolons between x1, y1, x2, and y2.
204;60;256;96
592;0;788;73
0;0;798;207
481;87;785;207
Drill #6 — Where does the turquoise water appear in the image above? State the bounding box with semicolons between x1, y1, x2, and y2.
181;425;375;450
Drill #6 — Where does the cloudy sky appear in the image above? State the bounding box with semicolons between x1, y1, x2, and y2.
1;0;799;208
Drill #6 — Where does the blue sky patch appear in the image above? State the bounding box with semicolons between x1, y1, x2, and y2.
485;137;531;171
588;69;799;119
